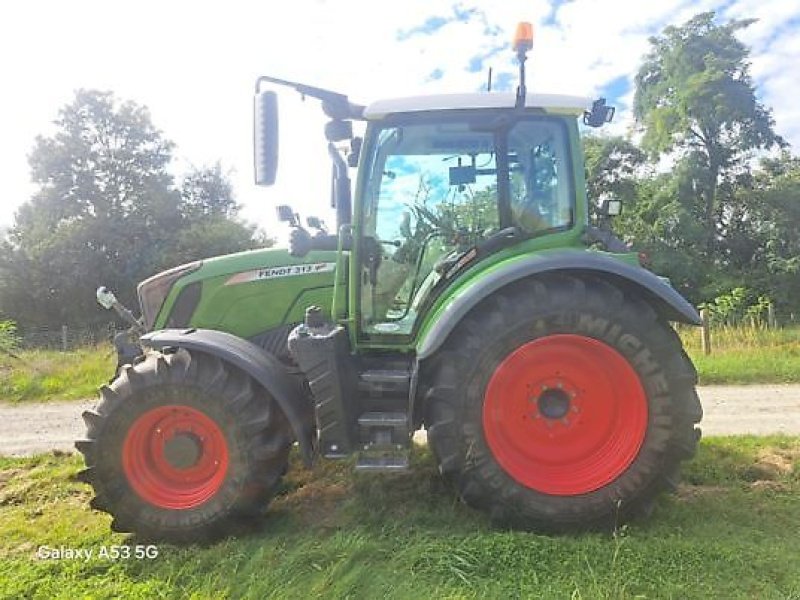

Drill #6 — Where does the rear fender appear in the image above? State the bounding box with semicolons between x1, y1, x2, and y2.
140;328;315;465
417;250;701;360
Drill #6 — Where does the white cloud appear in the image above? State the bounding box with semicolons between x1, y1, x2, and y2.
0;0;798;239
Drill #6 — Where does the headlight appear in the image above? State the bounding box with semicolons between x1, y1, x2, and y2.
137;261;202;330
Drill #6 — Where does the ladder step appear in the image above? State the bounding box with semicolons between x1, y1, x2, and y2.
357;370;410;394
358;411;407;428
355;454;410;472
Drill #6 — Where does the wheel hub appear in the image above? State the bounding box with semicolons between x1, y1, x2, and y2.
537;388;571;420
163;432;203;470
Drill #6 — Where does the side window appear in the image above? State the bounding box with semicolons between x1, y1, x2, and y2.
508;121;572;233
359;118;574;339
362;123;498;335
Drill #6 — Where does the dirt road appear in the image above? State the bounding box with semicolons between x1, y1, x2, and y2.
1;385;799;456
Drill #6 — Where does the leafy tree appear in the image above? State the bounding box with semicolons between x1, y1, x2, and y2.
633;12;783;253
0;90;180;328
181;162;239;219
173;163;264;263
583;135;646;221
0;90;266;329
724;152;800;313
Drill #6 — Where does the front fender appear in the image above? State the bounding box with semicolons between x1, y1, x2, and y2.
140;328;314;465
416;250;700;360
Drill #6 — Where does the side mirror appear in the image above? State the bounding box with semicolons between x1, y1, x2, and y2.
254;91;279;185
583;98;615;128
276;205;298;226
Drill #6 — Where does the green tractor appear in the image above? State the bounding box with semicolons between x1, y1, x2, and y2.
77;26;702;542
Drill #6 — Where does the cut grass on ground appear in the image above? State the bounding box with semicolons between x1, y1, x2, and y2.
1;437;799;599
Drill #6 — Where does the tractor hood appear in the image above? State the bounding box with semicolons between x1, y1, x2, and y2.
143;247;339;338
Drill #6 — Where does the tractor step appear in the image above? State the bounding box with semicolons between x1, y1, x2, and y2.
355;453;410;472
355;411;411;472
357;368;411;396
357;411;409;444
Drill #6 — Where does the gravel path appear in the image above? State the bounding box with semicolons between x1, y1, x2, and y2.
1;385;800;456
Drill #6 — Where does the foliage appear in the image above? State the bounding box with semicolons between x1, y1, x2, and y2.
1;439;800;598
699;287;756;326
633;12;783;254
0;321;20;354
582;135;646;221
578;12;799;314
0;91;268;329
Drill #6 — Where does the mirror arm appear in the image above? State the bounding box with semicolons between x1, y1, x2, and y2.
255;75;364;120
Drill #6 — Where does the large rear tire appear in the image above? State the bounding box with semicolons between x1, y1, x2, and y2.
75;349;292;543
424;274;702;531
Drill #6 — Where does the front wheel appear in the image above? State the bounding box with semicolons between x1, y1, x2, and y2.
424;275;702;531
76;349;292;543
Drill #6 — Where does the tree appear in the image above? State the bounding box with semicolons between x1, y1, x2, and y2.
0;90;181;328
173;163;263;263
181;162;239;219
0;91;266;329
582;135;646;221
633;12;783;253
724;152;800;312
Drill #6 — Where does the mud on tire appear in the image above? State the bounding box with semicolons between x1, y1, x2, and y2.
75;349;292;543
423;274;702;531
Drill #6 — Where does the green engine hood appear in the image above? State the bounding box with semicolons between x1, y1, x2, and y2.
153;247;339;339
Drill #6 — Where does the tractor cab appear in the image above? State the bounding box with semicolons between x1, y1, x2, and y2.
355;93;587;341
254;85;614;350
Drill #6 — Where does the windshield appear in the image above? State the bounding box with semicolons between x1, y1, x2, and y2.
359;115;574;337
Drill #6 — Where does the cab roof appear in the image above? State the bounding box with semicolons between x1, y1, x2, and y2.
363;92;591;120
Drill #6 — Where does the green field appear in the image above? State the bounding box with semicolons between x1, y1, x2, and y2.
678;325;800;385
0;437;798;599
0;346;115;404
0;326;798;404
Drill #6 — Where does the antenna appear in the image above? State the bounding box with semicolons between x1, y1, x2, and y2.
487;67;493;92
512;22;533;108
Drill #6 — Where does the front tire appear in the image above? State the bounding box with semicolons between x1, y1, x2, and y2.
76;349;292;543
424;274;702;531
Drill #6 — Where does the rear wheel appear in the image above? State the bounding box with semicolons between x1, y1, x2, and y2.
76;349;292;543
424;274;702;530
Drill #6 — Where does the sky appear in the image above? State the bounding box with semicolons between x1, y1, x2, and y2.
1;0;799;236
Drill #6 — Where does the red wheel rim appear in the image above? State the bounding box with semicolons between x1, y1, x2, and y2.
482;334;648;495
122;405;229;509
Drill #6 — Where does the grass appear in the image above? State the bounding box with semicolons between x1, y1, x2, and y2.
0;438;799;599
680;325;800;385
0;346;115;404
0;326;798;405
